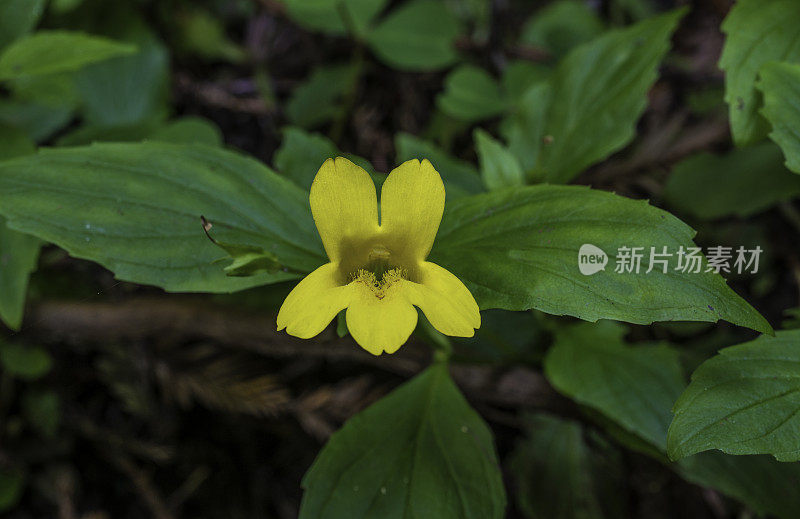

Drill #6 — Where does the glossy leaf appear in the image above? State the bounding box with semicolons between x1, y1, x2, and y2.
502;9;685;183
0;31;135;81
0;143;326;293
719;0;800;146
663;143;800;219
544;321;684;450
668;330;800;462
758;61;800;174
367;0;461;71
300;363;506;519
430;185;771;333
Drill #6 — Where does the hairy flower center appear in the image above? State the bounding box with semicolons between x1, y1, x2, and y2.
351;267;406;299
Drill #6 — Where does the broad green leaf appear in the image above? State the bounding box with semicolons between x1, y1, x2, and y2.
540;324;800;518
0;469;24;513
0;342;52;380
502;9;685;183
367;0;462;71
282;0;390;38
0;100;73;141
286;65;353;129
0;31;135;81
520;0;605;59
7;72;81;111
758;61;800;174
22;389;60;438
437;65;507;122
395;132;484;200
677;452;800;519
430;185;771;334
719;0;800;146
0;0;46;50
663;143;800;219
300;363;505;519
544;321;685;450
74;25;169;127
508;413;627;519
668;330;800;462
474;129;524;190
0;143;326;293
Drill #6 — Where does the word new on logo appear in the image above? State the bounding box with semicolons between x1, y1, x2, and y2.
578;244;608;275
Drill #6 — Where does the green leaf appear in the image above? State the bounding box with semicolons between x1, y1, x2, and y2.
0;342;52;380
430;184;771;334
668;330;800;462
281;0;390;38
394;132;484;200
544;321;685;451
367;0;462;71
0;99;73;141
0;143;326;293
500;61;551;103
520;0;605;59
663;143;800;219
22;389;60;438
274;127;376;190
0;31;136;81
758;61;800;174
274;128;338;189
474;129;525;190
0;468;24;513
0;127;39;330
508;413;627;519
0;0;46;50
149;117;224;146
286;65;353;129
300;363;506;519
73;25;169;127
0;124;34;159
437;65;507;122
677;452;800;519
176;8;246;63
502;9;685;183
0;217;41;330
719;0;800;146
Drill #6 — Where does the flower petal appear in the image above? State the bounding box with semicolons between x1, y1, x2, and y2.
405;262;480;337
379;159;445;261
277;263;354;339
310;157;379;263
346;283;418;355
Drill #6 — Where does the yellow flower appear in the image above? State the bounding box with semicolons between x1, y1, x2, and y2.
277;157;481;355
